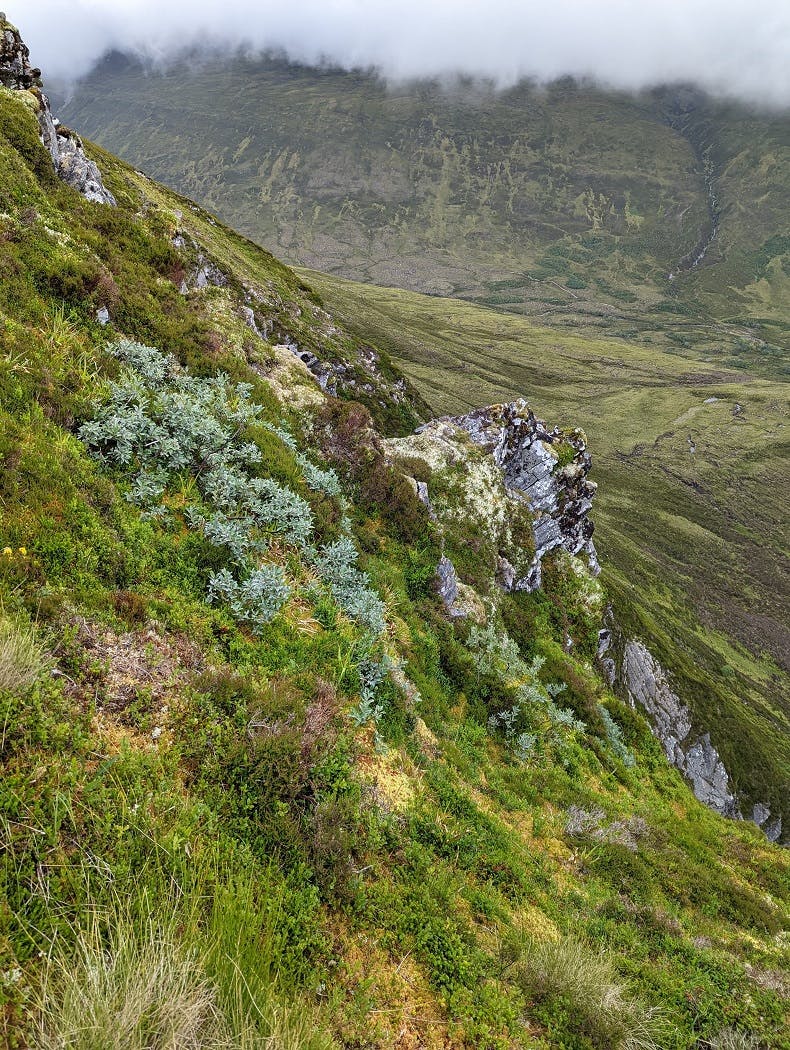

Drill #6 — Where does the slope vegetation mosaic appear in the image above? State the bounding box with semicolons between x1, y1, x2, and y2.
0;21;789;1050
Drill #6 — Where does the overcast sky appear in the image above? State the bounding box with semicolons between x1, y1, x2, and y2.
18;0;790;108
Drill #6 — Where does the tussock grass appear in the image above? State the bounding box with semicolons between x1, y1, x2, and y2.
710;1031;761;1050
515;935;667;1050
32;884;334;1050
0;617;52;695
35;913;224;1049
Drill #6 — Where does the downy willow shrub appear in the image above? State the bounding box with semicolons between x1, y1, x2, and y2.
207;567;291;629
350;649;393;726
468;624;586;756
79;340;298;624
599;704;636;767
312;537;386;635
80;340;385;636
264;422;342;498
79;340;265;504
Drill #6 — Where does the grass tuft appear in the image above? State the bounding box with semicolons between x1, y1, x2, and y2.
32;891;333;1050
515;935;667;1050
710;1030;761;1050
0;617;52;695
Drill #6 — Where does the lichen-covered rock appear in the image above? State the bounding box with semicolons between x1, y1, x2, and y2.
0;18;39;89
0;16;115;205
449;400;599;581
51;124;116;203
392;400;599;597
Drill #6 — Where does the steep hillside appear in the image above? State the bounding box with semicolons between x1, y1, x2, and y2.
59;53;790;355
1;19;789;1050
302;270;790;832
55;50;790;832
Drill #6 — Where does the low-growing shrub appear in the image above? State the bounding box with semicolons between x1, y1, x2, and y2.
312;537;386;635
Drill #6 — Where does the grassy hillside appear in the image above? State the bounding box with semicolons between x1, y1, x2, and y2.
301;270;790;824
56;55;790;826
2;68;789;1050
58;55;789;353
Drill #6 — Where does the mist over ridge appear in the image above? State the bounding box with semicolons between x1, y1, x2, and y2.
20;0;790;108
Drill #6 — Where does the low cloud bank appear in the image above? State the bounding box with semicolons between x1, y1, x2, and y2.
18;0;790;108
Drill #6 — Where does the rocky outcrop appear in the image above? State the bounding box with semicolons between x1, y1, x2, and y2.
387;398;600;630
606;635;740;818
752;802;783;845
0;16;115;204
600;620;784;842
0;14;39;89
449;400;599;591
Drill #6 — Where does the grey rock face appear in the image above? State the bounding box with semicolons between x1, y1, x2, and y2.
752;803;783;843
0;18;115;205
435;556;464;617
496;556;516;591
54;125;116;203
450;399;599;587
240;305;261;337
0;21;40;89
621;639;740;818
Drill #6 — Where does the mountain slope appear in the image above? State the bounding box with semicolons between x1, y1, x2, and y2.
1;19;789;1049
57;50;790;833
59;54;790;355
302;269;790;829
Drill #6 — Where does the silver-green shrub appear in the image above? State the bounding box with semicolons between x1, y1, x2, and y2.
312;537;386;635
468;624;585;756
599;705;636;767
207;567;291;629
80;341;385;635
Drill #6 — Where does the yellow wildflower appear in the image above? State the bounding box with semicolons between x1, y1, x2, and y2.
2;547;12;557
17;547;26;556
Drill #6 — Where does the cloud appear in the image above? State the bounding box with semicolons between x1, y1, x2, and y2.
17;0;790;107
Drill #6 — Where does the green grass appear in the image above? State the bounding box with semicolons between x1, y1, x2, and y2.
510;935;667;1049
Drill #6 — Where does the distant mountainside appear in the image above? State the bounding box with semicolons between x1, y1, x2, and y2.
59;53;789;358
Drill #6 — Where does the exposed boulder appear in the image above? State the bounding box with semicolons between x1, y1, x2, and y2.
435;555;460;613
752;802;783;844
0;16;115;205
